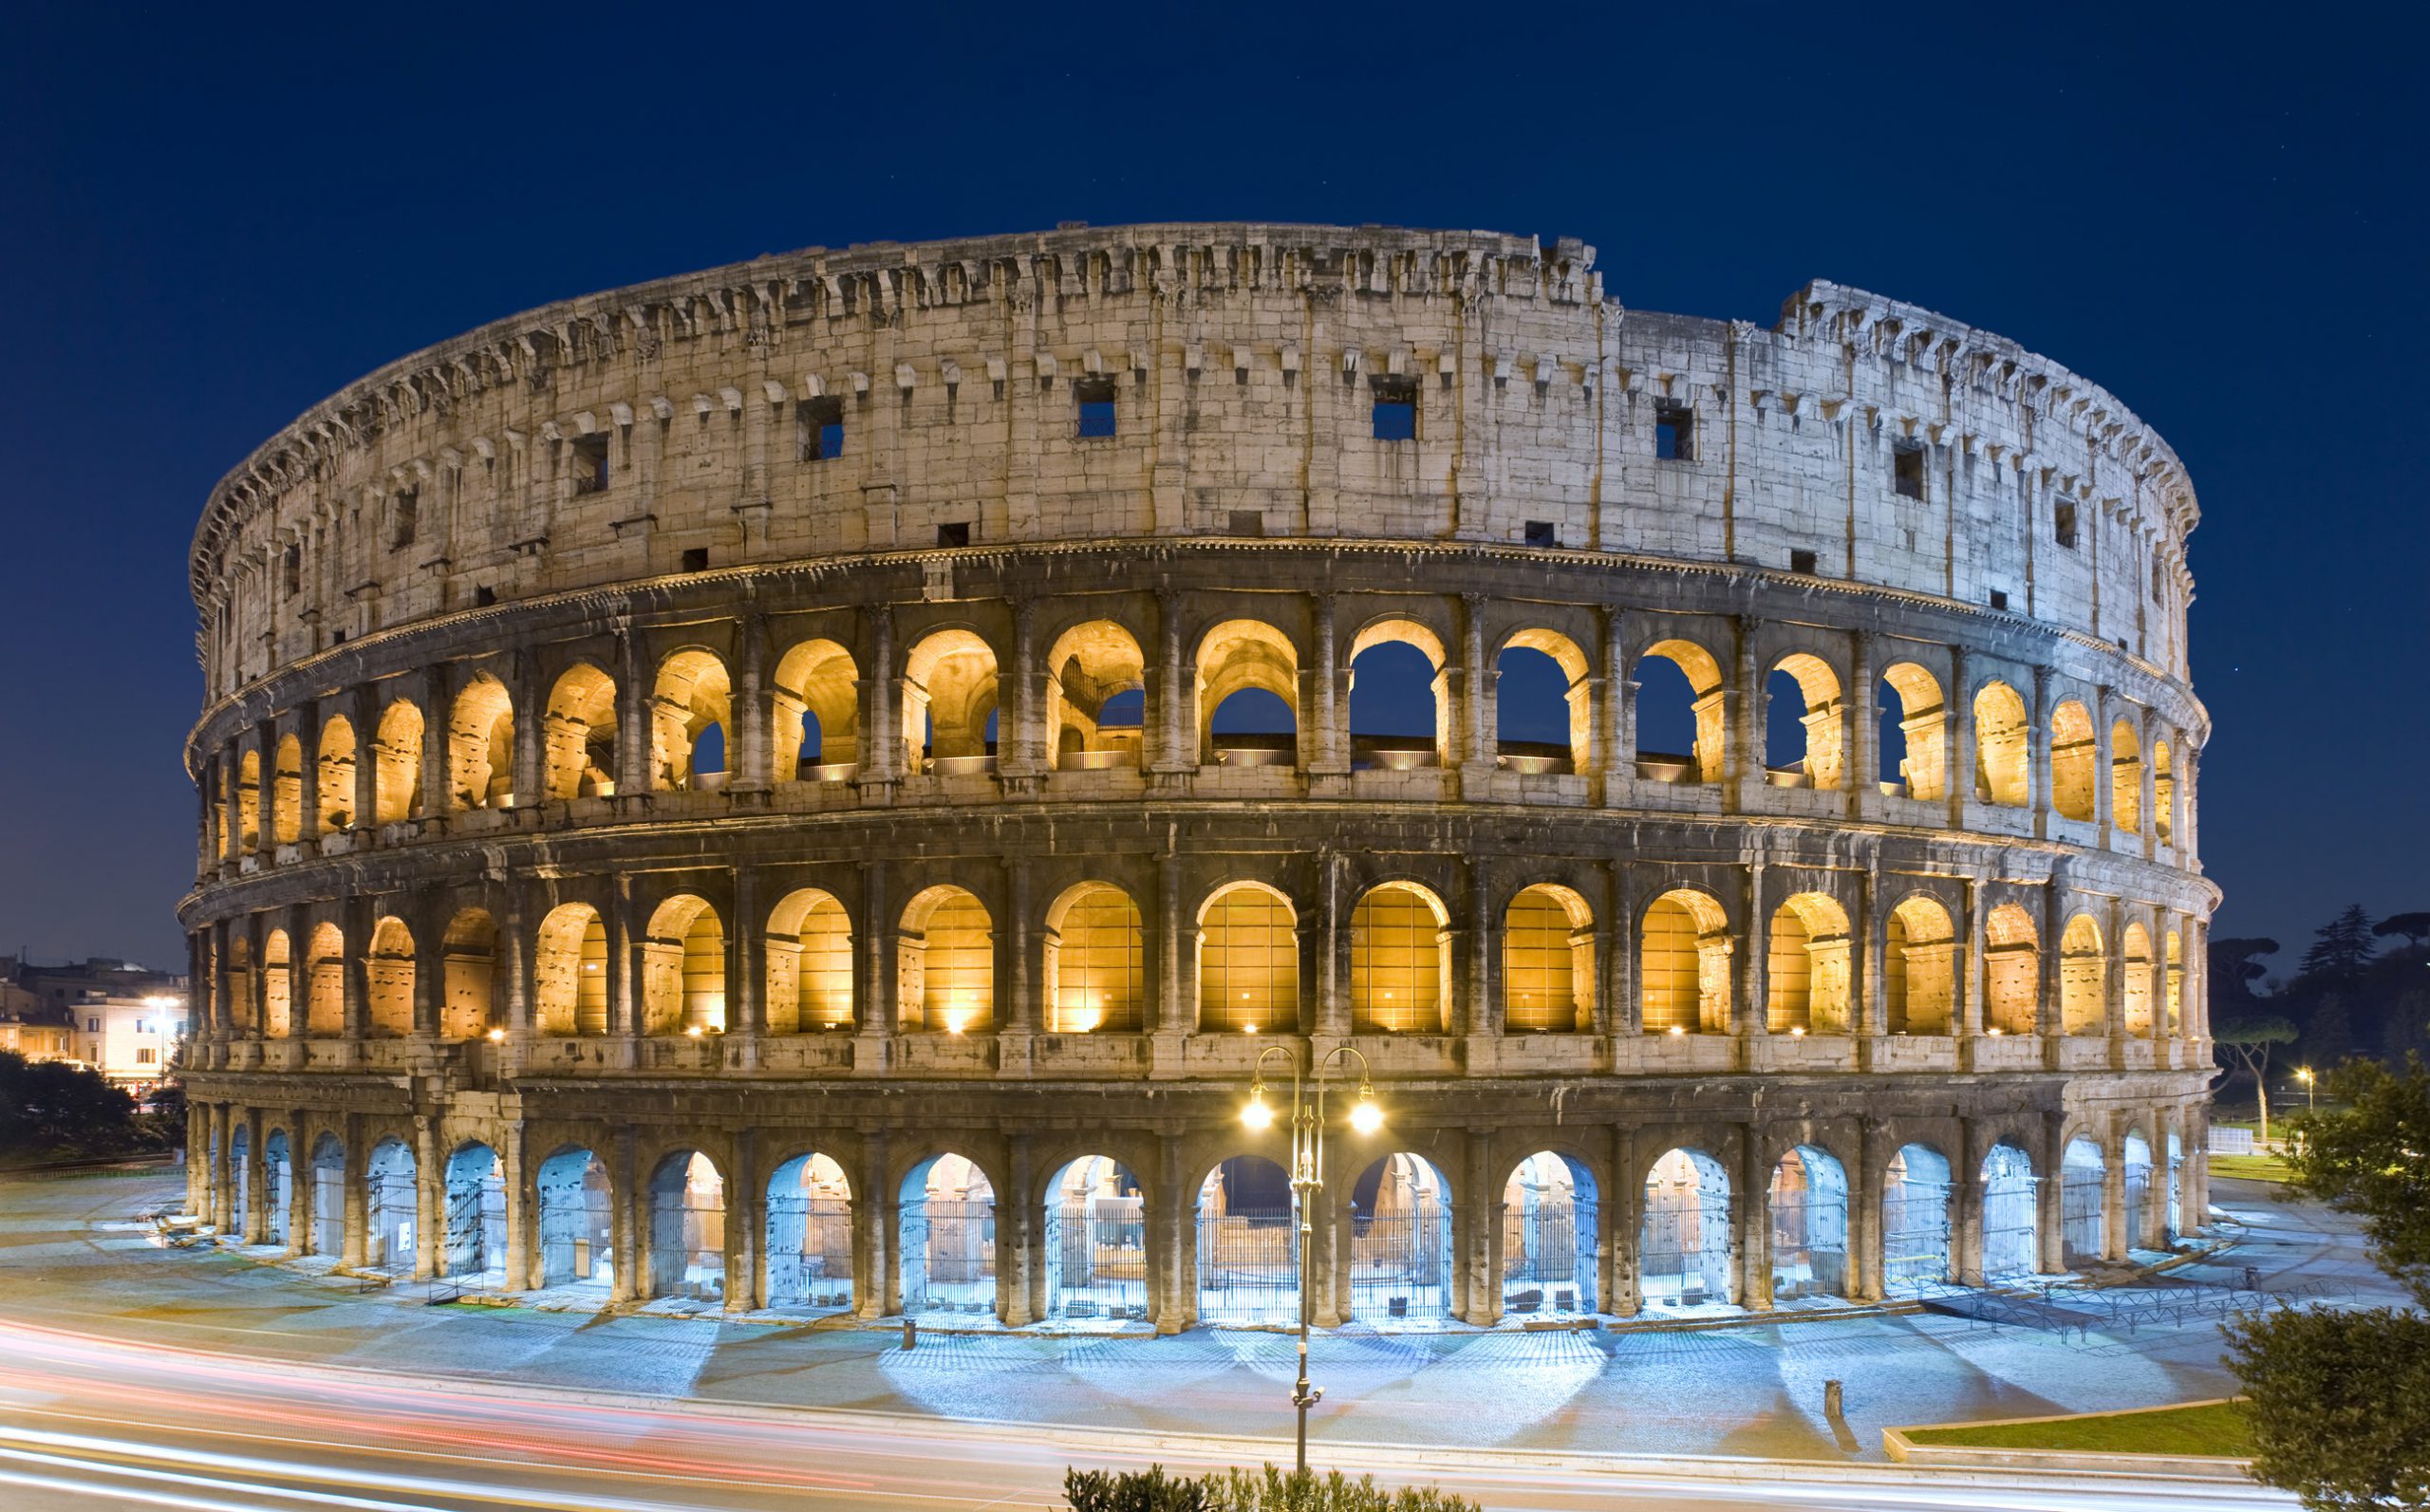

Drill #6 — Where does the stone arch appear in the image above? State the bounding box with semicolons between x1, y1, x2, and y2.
2060;1136;2106;1264
1642;888;1733;1034
227;935;256;1036
271;733;305;845
2049;700;2097;821
2165;929;2184;1035
902;628;999;771
899;1151;996;1315
365;916;415;1037
304;922;345;1038
765;1151;854;1310
1197;1154;1298;1324
1505;883;1593;1032
1636;638;1726;783
1496;627;1592;773
447;673;515;811
1350;881;1449;1033
652;648;732;791
645;1150;727;1302
372;699;423;824
533;903;608;1036
314;716;357;834
1640;1147;1733;1307
229;1123;251;1241
1043;882;1143;1033
1194;618;1299;765
1984;904;2040;1036
439;908;496;1041
1767;1145;1850;1298
2110;719;2143;833
1198;881;1299;1034
1972;681;2029;807
2060;914;2106;1036
308;1130;346;1258
2153;738;2176;843
262;1127;291;1246
1885;895;1956;1034
534;1145;613;1290
541;663;618;800
441;1142;508;1281
364;1136;417;1275
1502;1149;1598;1316
1980;1143;2039;1278
2122;1131;2155;1250
772;637;859;778
1878;662;1947;800
1043;620;1147;772
1882;1143;1953;1288
1346;1151;1454;1323
1766;891;1853;1034
261;928;292;1037
1042;1153;1148;1319
235;749;262;852
764;888;853;1034
1347;617;1449;767
2122;923;2155;1035
1766;652;1845;791
899;885;992;1032
642;894;724;1036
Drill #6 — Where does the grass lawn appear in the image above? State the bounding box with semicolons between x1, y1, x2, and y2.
1906;1401;2254;1458
2209;1151;2294;1182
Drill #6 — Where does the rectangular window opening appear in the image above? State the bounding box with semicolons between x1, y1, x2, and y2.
680;547;709;572
1227;510;1266;537
1523;520;1560;549
1990;588;2010;611
1370;376;1418;440
1654;401;1694;461
473;585;497;607
2055;501;2080;550
571;434;610;495
1075;377;1118;439
1893;441;1925;500
936;521;972;548
797;397;845;461
389;490;419;550
1789;549;1818;575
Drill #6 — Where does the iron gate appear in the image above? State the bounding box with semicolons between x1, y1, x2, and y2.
2061;1166;2105;1264
1882;1174;1953;1287
901;1198;995;1314
1350;1206;1450;1322
766;1195;854;1309
1503;1198;1596;1314
1048;1194;1147;1318
1769;1186;1848;1299
443;1173;508;1279
1640;1181;1731;1305
1196;1204;1298;1324
1980;1150;2038;1278
538;1176;613;1288
648;1183;727;1303
366;1172;418;1275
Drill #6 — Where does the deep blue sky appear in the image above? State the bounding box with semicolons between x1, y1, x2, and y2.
1;5;2420;973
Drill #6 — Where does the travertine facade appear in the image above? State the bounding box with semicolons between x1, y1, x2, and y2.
178;224;2213;1329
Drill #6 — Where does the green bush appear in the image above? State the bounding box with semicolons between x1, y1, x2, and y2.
1066;1465;1478;1512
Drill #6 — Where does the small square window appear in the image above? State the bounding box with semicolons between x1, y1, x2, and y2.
1228;510;1265;537
473;585;497;607
1893;441;1925;500
2055;501;2080;550
1990;589;2009;611
1523;520;1560;549
1654;401;1694;461
1075;377;1118;439
680;547;709;572
1370;376;1418;439
1789;549;1818;574
571;434;610;494
937;521;971;548
797;397;844;461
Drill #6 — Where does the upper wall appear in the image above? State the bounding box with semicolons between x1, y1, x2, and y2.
191;224;2198;702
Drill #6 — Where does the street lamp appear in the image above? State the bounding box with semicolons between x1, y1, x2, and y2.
2296;1065;2316;1112
1241;1041;1380;1474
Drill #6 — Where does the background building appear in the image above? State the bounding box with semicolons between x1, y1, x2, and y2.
3;956;189;1094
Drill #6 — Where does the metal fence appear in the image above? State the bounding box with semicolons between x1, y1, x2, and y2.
365;1172;418;1276
901;1198;995;1314
443;1174;508;1281
1768;1186;1849;1299
1196;1204;1298;1325
538;1180;614;1289
1640;1184;1732;1306
766;1195;854;1310
1350;1207;1451;1322
1882;1174;1953;1288
1047;1194;1147;1319
647;1185;726;1303
2061;1167;2106;1264
1502;1198;1597;1315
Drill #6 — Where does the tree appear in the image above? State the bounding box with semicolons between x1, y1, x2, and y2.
2215;1016;2298;1144
2225;1306;2430;1511
2285;1056;2430;1302
2299;905;2379;984
2303;993;2354;1072
0;1050;140;1159
2209;937;2280;1013
2375;913;2430;949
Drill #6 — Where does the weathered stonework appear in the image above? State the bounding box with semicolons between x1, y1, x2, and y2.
178;223;2213;1330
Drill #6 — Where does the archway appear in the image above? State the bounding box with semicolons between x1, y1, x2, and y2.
1636;640;1724;782
899;1153;995;1315
1197;883;1299;1034
229;1125;251;1240
1641;890;1731;1034
364;1136;417;1276
898;886;992;1032
2060;916;2105;1036
1505;885;1593;1033
772;638;859;780
1767;1146;1849;1299
447;674;514;811
439;909;497;1040
2154;740;2176;843
2061;1137;2106;1265
1503;1150;1597;1316
765;1152;853;1311
2111;719;2143;833
1350;883;1449;1033
1882;1144;1953;1289
236;749;262;852
1348;1152;1453;1323
1984;905;2039;1036
535;1148;613;1291
645;1151;726;1303
652;649;732;791
308;1132;345;1258
1886;897;1956;1034
2049;701;2096;821
1766;893;1852;1034
442;1143;508;1282
642;895;724;1036
1640;1148;1733;1307
902;629;998;774
1972;681;2029;806
542;663;618;799
2122;1134;2154;1251
2122;924;2154;1036
1195;619;1298;767
1496;631;1589;774
372;699;423;824
1197;1156;1296;1324
315;717;357;834
1347;620;1446;770
1765;654;1844;790
271;733;304;844
1043;884;1144;1033
262;930;293;1038
1878;663;1946;799
366;917;415;1037
304;923;345;1038
1043;621;1147;772
765;889;853;1033
1043;1155;1147;1319
1980;1144;2039;1278
533;904;608;1036
263;1129;291;1247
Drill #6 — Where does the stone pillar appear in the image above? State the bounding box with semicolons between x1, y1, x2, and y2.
1159;1131;1192;1333
2102;1122;2130;1261
1606;864;1638;1036
1611;1123;1641;1316
1001;598;1043;792
1151;850;1183;1038
732;613;772;797
1944;647;1974;826
1726;616;1760;812
1740;862;1769;1040
609;876;641;1046
1457;593;1493;790
856;861;896;1057
348;684;379;842
1739;1126;1770;1309
2104;897;2129;1051
1598;610;1631;805
856;1131;891;1319
2028;665;2054;837
294;703;322;841
286;1113;311;1255
1462;1128;1493;1324
615;626;651;800
1309;594;1345;777
218;748;243;870
341;892;373;1042
2036;869;2066;1042
340;1114;368;1270
1150;588;1191;778
1855;857;1883;1037
411;925;442;1039
1004;859;1037;1037
727;1129;760;1314
417;664;450;822
510;650;546;812
1000;1133;1034;1326
253;719;278;856
861;604;899;797
1314;849;1348;1037
2036;1111;2066;1275
1845;632;1877;815
415;1116;442;1281
208;1103;233;1229
1953;1117;1986;1286
1957;878;1986;1038
2091;686;2116;844
503;1120;532;1291
1458;858;1494;1044
1855;1116;1886;1300
609;1128;642;1303
184;1103;209;1217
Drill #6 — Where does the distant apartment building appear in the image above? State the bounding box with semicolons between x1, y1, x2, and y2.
3;956;189;1094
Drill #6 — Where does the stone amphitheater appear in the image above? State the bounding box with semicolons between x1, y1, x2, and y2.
178;222;2214;1331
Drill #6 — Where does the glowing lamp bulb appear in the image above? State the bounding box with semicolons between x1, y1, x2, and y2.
1667;1024;1685;1037
684;1024;703;1038
1790;1026;1806;1037
486;1027;506;1042
1349;1089;1384;1136
1242;1086;1274;1130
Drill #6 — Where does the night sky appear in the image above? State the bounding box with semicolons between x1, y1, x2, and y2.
1;7;2419;974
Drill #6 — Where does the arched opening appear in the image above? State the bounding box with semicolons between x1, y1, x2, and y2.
1198;883;1298;1034
447;674;515;811
899;886;992;1033
2060;915;2105;1036
228;936;256;1037
772;638;859;780
1044;621;1147;772
1878;663;1946;800
365;917;414;1037
1767;1146;1849;1299
1984;905;2040;1036
372;700;423;824
236;750;262;852
304;923;345;1038
441;1143;507;1283
645;1151;726;1303
263;1129;291;1247
2122;924;2154;1036
2165;931;2184;1036
315;717;357;834
1503;1151;1598;1316
541;663;618;799
764;889;853;1034
1636;640;1724;783
642;895;724;1036
1505;884;1593;1033
2110;720;2143;834
261;929;292;1038
1766;892;1852;1034
439;909;496;1041
1640;1148;1733;1308
1197;1156;1297;1324
1496;631;1590;775
2049;700;2096;821
1196;619;1299;767
1350;882;1449;1033
271;733;304;845
229;1125;251;1240
364;1136;417;1276
308;1131;345;1258
1765;654;1844;791
1973;681;2029;807
2165;1131;2185;1241
533;904;608;1036
766;1152;853;1311
902;629;999;775
1347;620;1447;770
1883;1144;1953;1289
535;1147;613;1292
1043;884;1143;1033
1348;1152;1453;1323
2061;1137;2106;1264
1641;889;1732;1034
2122;1134;2154;1251
1043;1155;1147;1319
2153;740;2175;843
1886;897;1956;1035
899;1153;995;1315
652;649;732;792
1981;1144;2039;1278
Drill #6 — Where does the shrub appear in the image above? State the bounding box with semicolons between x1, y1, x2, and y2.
1067;1465;1478;1512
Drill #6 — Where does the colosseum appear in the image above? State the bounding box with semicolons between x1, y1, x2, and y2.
178;222;2213;1331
